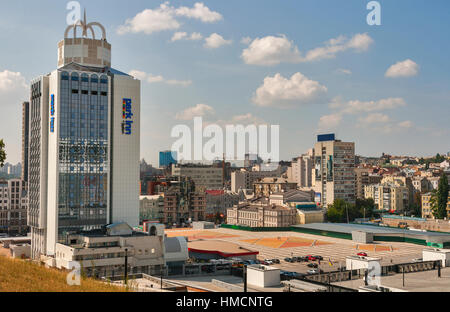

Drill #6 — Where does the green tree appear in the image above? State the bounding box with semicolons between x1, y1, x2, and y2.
326;199;362;223
0;139;6;168
411;192;422;217
433;173;449;219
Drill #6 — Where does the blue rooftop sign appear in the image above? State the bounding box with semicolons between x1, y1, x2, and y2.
317;133;335;142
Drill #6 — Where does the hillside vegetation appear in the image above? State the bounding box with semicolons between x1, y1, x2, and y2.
0;256;127;292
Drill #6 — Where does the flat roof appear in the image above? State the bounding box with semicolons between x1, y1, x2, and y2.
188;240;258;257
292;223;450;241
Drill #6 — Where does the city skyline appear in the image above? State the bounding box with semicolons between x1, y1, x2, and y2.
1;0;449;166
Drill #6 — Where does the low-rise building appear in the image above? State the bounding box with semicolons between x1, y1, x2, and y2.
139;195;164;223
0;179;28;235
53;223;165;278
364;183;409;213
205;190;241;221
253;177;297;197
227;199;297;228
231;168;281;193
421;193;450;219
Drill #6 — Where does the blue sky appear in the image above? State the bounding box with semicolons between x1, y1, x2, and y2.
0;0;449;166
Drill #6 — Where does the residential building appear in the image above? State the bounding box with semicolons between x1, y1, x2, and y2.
0;179;28;234
364;183;409;213
355;168;382;199
205;190;241;221
22;102;30;182
312;134;356;208
421;193;450;219
163;177;206;225
172;163;223;191
227;199;297;228
289;154;313;188
231;168;281;193
139;195;164;223
253;177;297;197
28;13;140;259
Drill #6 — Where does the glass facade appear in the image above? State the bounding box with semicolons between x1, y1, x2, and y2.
57;71;109;238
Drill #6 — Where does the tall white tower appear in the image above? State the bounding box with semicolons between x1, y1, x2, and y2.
29;12;140;258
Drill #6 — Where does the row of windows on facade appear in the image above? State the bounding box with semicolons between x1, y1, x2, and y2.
61;72;108;84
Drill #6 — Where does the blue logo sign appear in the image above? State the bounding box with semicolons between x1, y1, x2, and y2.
50;94;55;133
121;98;133;135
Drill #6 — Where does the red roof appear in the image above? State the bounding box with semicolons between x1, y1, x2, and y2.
206;190;225;196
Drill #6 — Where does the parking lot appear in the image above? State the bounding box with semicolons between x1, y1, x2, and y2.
174;228;426;275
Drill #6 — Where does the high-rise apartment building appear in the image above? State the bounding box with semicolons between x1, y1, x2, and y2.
312;134;355;208
290;154;313;188
0;179;28;234
28;14;140;259
22;102;30;182
159;151;177;168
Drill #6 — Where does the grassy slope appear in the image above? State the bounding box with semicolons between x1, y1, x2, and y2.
0;256;127;292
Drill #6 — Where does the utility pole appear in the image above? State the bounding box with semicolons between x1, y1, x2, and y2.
160;265;164;291
243;265;247;292
402;266;405;287
346;203;350;224
438;261;442;278
124;248;128;285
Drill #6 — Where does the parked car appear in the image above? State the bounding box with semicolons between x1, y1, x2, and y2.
314;256;324;261
284;257;293;263
307;269;324;275
296;257;305;262
357;252;368;257
307;263;319;268
264;259;273;265
272;259;280;264
412;258;423;263
306;255;317;261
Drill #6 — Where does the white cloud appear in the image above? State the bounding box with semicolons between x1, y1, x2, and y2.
242;33;374;66
241;35;302;66
0;70;27;92
318;113;343;130
189;32;203;40
385;59;419;78
171;31;203;42
302;33;373;62
204;33;232;49
118;2;222;35
336;68;352;75
399;120;413;128
118;2;180;35
358;113;391;124
240;37;252;45
341;97;406;114
129;70;192;87
171;32;187;41
176;104;215;120
252;72;328;108
175;2;222;23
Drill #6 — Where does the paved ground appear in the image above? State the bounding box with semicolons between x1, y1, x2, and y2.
172;228;425;274
334;267;450;292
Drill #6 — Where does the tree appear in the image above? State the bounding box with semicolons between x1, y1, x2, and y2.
411;192;422;217
433;173;449;219
0;139;6;168
326;199;363;223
